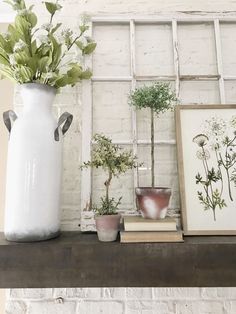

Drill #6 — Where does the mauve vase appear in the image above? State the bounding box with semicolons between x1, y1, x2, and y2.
136;187;171;219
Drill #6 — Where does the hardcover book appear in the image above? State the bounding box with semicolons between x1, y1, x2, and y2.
120;230;183;243
123;216;177;232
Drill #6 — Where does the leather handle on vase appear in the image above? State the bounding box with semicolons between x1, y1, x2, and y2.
3;110;18;134
54;112;73;141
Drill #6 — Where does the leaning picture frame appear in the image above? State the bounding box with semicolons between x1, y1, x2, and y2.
176;105;236;235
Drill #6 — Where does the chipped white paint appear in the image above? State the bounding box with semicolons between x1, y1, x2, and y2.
130;19;138;201
172;20;180;98
214;19;226;104
80;22;93;231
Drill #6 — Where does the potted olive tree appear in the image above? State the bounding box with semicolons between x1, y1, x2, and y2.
82;134;138;242
129;82;177;220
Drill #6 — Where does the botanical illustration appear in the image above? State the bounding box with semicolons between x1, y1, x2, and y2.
193;115;236;221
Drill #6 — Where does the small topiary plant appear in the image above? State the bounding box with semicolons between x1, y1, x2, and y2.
82;133;139;215
129;82;177;187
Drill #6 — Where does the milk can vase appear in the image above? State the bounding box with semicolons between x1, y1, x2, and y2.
3;83;73;242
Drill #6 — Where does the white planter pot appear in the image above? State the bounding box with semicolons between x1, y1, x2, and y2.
3;83;73;242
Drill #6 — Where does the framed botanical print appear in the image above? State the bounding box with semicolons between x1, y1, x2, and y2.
176;105;236;235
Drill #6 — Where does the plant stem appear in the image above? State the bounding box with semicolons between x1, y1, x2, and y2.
215;149;223;197
54;34;82;71
50;13;55;24
105;171;112;202
213;209;216;221
226;168;233;201
219;150;234;201
151;107;155;188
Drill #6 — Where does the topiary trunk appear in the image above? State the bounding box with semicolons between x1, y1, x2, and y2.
151;108;155;188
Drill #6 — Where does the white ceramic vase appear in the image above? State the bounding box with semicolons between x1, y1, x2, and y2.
3;83;73;242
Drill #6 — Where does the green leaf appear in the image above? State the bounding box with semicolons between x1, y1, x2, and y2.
27;57;38;73
31;39;37;54
54;75;70;88
0;66;15;82
15;15;31;41
79;24;89;33
75;40;83;50
0;54;9;66
0;35;12;54
37;44;51;57
13;51;30;65
82;42;96;55
67;64;82;78
51;23;62;33
4;0;26;11
44;2;62;15
8;24;22;43
48;34;61;67
38;56;50;72
27;12;37;27
80;69;92;79
19;65;33;81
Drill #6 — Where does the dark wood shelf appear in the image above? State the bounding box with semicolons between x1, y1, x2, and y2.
0;232;236;288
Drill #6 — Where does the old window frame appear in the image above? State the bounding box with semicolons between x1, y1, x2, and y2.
81;14;236;231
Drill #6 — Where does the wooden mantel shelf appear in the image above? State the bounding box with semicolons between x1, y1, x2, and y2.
0;232;236;288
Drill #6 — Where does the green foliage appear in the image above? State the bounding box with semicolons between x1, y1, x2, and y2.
82;134;140;215
82;134;138;177
0;0;96;89
44;1;62;15
197;189;226;212
129;82;177;115
93;197;122;216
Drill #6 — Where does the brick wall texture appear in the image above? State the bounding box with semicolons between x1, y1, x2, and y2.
5;0;236;313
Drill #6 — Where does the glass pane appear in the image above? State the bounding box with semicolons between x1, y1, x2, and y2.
92;82;132;140
178;22;217;75
180;81;220;104
225;80;236;103
92;145;134;212
137;145;179;210
221;23;236;76
135;23;174;76
93;24;130;76
137;109;175;142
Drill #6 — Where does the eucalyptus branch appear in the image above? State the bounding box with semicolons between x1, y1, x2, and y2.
53;35;81;72
0;0;96;88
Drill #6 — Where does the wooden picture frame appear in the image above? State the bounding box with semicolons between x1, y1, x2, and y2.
176;105;236;235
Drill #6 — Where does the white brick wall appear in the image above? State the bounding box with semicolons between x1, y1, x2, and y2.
5;0;236;313
6;288;236;314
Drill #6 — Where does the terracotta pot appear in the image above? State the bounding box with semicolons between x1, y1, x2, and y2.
95;214;121;242
135;187;171;220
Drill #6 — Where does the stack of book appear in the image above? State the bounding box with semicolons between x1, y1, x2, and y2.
120;216;183;243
